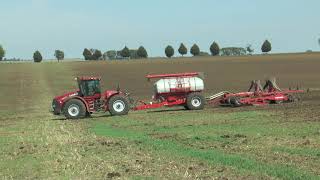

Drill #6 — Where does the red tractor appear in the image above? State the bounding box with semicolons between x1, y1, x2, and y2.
51;77;130;119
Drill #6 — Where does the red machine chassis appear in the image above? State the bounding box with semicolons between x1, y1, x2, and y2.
133;72;202;111
206;78;304;107
133;73;304;111
133;91;203;111
207;90;303;107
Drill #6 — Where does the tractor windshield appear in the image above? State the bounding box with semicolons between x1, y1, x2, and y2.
79;80;101;96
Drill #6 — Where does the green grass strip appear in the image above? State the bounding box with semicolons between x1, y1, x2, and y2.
272;146;320;157
92;123;319;180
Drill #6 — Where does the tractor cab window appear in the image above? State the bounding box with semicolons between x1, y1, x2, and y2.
79;80;101;96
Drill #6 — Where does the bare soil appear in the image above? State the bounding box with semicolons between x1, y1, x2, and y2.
70;53;320;99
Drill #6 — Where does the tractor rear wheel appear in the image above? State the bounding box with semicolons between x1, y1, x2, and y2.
287;94;299;102
186;93;205;110
108;95;130;116
270;100;283;104
63;99;87;119
230;97;242;107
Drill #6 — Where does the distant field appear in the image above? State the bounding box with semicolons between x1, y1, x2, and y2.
0;53;319;179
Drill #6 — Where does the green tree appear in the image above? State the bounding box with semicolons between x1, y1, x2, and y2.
83;48;92;60
129;49;138;59
178;43;187;56
261;40;272;53
165;45;174;58
221;47;247;56
121;46;130;58
93;49;102;60
137;46;148;58
0;45;5;61
210;42;220;56
246;44;254;55
105;50;117;60
190;44;200;56
33;51;43;63
54;50;64;62
116;51;122;58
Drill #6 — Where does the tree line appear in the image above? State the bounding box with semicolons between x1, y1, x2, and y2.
2;38;316;62
83;46;148;61
83;40;273;61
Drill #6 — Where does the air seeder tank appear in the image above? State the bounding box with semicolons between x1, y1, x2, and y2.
154;77;204;94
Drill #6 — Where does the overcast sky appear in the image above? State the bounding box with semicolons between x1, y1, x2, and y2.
1;0;319;59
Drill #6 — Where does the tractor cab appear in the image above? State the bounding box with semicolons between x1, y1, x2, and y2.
77;77;102;97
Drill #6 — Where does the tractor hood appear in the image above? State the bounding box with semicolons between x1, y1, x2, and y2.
53;90;79;103
52;90;79;115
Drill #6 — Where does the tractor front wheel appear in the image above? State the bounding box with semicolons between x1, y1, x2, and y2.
108;95;130;116
63;99;87;119
186;93;205;110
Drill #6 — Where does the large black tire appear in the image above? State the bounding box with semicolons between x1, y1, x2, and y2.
230;97;242;107
186;93;205;110
63;99;87;119
108;95;130;116
287;94;299;103
270;100;283;104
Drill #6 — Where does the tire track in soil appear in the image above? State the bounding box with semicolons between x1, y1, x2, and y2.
0;64;53;120
0;63;75;120
27;63;77;118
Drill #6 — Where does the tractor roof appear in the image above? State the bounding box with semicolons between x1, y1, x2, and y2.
76;76;101;81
